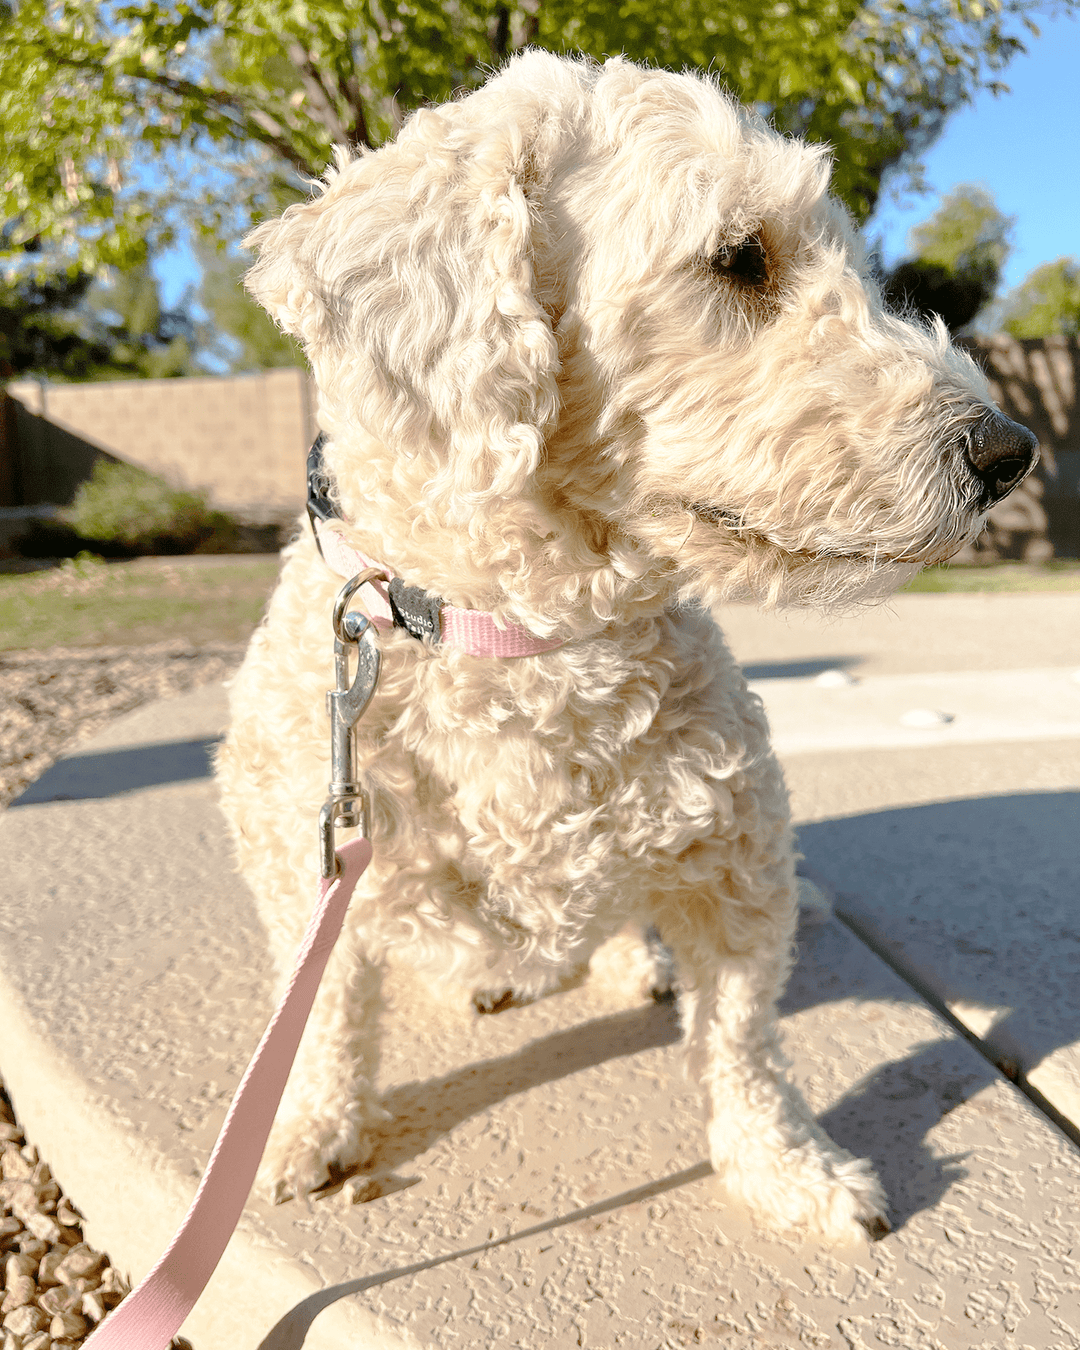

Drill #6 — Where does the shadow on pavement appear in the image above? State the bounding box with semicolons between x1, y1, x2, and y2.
741;656;862;680
255;1161;713;1350
815;1041;976;1229
260;791;1077;1317
328;1002;682;1184
796;791;1080;1098
10;737;219;805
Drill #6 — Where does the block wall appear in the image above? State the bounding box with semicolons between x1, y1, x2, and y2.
5;368;316;516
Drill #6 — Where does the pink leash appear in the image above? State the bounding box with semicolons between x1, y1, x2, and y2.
82;552;549;1345
83;837;372;1350
86;574;389;1348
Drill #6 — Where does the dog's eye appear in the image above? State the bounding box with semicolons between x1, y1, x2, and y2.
688;502;743;529
708;237;769;288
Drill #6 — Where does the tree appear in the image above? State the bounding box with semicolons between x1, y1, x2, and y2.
882;185;1014;333
195;240;304;371
0;0;521;273
0;258;205;379
534;0;1048;223
0;0;1062;281
2;269;92;378
908;184;1013;282
1000;258;1080;338
84;261;206;376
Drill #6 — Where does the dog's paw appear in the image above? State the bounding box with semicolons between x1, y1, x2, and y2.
260;1102;390;1203
795;875;834;926
588;924;676;1004
473;987;516;1014
712;1131;889;1244
644;925;677;1002
861;1211;892;1241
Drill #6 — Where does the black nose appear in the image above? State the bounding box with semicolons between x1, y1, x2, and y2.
965;412;1039;507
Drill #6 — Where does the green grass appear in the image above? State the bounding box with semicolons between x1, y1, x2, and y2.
903;560;1080;593
0;554;281;651
2;553;1078;653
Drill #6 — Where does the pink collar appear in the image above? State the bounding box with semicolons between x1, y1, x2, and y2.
313;518;564;658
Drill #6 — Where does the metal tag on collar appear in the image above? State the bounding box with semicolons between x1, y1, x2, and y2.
319;569;386;878
388;576;444;643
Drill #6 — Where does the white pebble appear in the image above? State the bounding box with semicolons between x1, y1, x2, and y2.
899;707;954;728
813;667;858;687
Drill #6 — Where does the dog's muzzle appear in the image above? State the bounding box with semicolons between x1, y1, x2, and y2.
964;411;1039;509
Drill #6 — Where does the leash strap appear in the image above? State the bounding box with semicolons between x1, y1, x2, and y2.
84;837;373;1350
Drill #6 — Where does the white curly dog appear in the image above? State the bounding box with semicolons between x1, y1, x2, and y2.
218;51;1036;1242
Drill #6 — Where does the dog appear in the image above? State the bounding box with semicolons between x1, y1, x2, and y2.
217;51;1037;1242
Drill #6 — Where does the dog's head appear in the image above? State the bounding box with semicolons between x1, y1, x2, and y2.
247;53;1035;629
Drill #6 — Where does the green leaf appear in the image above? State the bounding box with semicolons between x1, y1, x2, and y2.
0;0;1069;273
835;65;862;100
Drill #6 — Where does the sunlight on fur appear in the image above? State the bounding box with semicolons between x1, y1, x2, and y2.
218;52;1035;1243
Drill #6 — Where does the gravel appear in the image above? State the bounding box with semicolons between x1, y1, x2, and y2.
1;640;246;1349
1;641;245;809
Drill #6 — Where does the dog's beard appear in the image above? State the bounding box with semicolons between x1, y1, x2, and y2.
683;498;976;566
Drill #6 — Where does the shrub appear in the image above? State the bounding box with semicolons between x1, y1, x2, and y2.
64;460;238;554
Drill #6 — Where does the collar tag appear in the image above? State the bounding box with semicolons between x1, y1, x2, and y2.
388;577;443;642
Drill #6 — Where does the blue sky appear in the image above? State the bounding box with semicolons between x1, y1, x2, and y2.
871;9;1080;290
157;10;1080;308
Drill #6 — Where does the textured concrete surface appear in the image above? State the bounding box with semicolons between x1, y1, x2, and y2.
751;665;1080;754
720;590;1080;676
723;598;1080;1140
787;746;1080;1136
2;594;1080;1348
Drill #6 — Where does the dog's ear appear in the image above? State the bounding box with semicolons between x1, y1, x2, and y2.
245;78;569;521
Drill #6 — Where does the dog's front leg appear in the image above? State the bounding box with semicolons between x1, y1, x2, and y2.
652;876;889;1243
260;914;389;1201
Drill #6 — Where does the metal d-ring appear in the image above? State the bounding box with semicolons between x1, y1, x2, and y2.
319;569;387;878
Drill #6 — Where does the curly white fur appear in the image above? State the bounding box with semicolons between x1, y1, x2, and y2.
219;52;1005;1242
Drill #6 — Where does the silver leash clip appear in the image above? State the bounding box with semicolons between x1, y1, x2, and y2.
319;570;386;878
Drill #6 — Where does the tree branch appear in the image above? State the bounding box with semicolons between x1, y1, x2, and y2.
243;106;324;177
335;70;373;150
41;46;325;179
491;5;511;65
285;39;351;145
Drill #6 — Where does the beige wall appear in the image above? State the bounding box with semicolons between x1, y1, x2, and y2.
4;338;1079;556
6;368;316;516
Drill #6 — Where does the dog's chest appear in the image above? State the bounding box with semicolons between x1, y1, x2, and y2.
358;625;770;921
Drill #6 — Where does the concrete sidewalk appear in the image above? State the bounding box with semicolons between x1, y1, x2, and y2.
1;593;1079;1348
